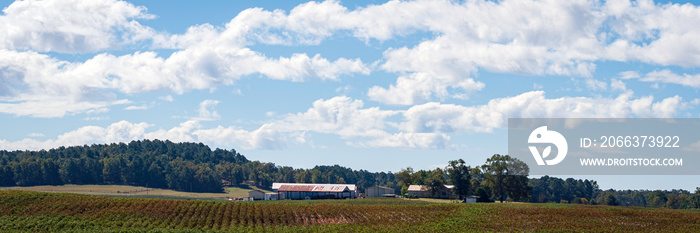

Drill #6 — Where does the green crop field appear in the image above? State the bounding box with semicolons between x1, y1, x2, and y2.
0;190;699;232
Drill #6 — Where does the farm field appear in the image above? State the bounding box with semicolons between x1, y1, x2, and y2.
1;190;699;232
0;185;269;201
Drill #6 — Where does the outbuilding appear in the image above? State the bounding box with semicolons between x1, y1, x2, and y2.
465;195;478;203
248;190;265;200
365;186;395;198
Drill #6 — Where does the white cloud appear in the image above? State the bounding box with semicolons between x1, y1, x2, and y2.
368;72;485;105
84;116;108;121
605;0;700;67
27;133;45;138
159;95;174;102
1;0;699;150
618;71;641;80
638;70;700;88
196;99;220;121
399;91;686;135
618;69;700;88
360;132;452;150
124;102;153;110
0;120;151;151
3;0;700;115
0;97;129;118
585;78;608;91
683;140;700;152
0;46;369;117
533;83;544;90
0;0;154;53
144;120;198;143
0;91;689;151
280;96;398;138
194;123;286;150
229;0;700;104
610;79;627;91
691;99;700;106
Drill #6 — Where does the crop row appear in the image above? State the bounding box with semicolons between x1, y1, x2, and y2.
0;191;461;231
3;191;699;232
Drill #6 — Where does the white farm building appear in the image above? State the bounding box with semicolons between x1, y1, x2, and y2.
271;183;358;200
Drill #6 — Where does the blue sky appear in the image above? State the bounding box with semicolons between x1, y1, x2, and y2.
1;0;699;191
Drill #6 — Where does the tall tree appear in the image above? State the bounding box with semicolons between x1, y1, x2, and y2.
395;167;414;187
481;154;530;202
446;159;471;199
426;168;447;197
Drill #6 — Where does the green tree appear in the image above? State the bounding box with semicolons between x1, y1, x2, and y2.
604;193;619;206
232;165;245;185
401;185;408;196
294;170;312;183
102;157;123;184
14;159;43;186
146;162;167;188
689;190;700;209
0;165;14;186
41;159;62;185
506;157;530;202
481;154;530;202
469;177;481;195
60;159;83;184
474;187;491;202
395;167;414;187
426;168;447;197
446;159;471;199
647;190;667;208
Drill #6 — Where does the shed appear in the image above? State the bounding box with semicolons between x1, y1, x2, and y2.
248;190;265;200
365;186;395;198
465;195;478;203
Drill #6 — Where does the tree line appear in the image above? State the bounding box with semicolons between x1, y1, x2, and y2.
0;140;396;193
1;140;699;209
395;154;700;209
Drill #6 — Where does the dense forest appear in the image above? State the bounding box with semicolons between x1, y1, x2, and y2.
1;139;699;209
0;140;394;193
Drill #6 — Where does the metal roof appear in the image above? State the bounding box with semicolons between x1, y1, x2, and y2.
272;183;357;192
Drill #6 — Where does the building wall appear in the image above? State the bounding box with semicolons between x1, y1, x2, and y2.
249;190;265;200
366;186;394;197
279;191;355;200
265;193;284;200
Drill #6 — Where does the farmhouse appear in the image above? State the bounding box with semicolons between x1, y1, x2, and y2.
248;190;265;200
407;184;455;199
365;186;395;197
272;183;358;200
